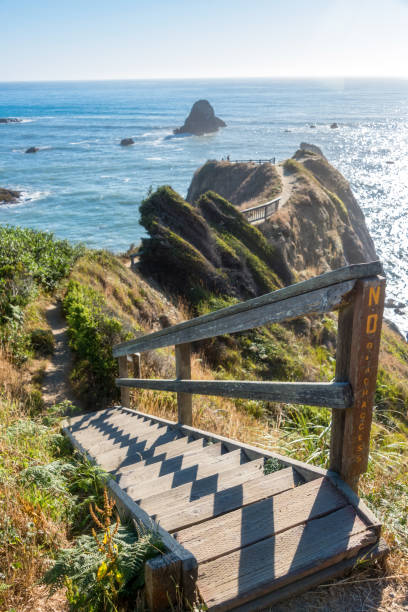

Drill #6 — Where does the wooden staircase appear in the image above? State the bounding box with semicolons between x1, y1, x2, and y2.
64;406;385;611
63;262;388;610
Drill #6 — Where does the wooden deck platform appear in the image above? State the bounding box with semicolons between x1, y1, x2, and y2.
63;406;386;611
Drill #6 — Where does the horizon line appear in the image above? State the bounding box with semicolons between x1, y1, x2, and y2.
1;75;408;84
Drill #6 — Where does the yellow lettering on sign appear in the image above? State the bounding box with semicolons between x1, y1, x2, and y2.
366;314;378;334
366;342;373;350
369;285;381;306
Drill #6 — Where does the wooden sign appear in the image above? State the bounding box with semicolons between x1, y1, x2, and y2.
340;277;386;492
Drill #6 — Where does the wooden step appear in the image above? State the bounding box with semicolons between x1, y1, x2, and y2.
159;467;302;532
84;423;181;456
96;433;201;472
115;442;226;487
135;458;264;515
175;477;346;564
123;448;246;498
197;505;377;611
71;413;164;443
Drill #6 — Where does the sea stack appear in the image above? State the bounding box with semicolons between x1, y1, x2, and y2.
174;100;226;136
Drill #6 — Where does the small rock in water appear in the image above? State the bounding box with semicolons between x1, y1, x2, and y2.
284;129;291;133
0;117;22;124
386;160;394;164
330;122;339;129
309;124;316;128
174;99;226;136
0;187;21;203
25;146;39;154
120;138;135;146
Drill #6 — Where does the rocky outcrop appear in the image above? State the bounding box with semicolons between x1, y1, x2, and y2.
185;149;377;281
300;143;325;158
120;138;134;146
138;186;291;307
0;118;22;124
330;122;339;129
187;160;281;208
174;100;226;136
25;147;39;154
0;188;20;203
291;148;377;262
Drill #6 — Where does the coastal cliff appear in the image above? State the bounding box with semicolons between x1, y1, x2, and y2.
187;149;377;281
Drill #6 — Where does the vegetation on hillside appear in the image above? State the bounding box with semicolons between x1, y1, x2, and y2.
0;211;407;610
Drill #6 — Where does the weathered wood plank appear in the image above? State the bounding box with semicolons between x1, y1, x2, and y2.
136;459;264;515
116;443;226;488
327;470;381;534
73;421;175;452
113;279;356;354
68;409;159;437
116;380;352;409
113;263;382;357
175;477;347;564
175;343;193;425
341;277;386;491
83;424;183;456
124;448;244;499
118;355;131;408
233;538;388;612
144;552;182;612
113;437;212;478
62;423;198;576
96;434;202;473
197;505;377;611
159;467;302;533
116;406;326;482
330;302;355;472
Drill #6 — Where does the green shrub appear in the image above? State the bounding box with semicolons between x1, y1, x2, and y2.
63;280;125;408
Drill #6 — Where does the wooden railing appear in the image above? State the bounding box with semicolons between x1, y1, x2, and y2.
232;158;276;164
242;197;280;223
113;261;385;492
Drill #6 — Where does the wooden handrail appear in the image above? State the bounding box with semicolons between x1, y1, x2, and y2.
113;261;382;356
113;261;386;492
241;197;281;214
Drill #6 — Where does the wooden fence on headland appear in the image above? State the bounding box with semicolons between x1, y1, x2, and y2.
114;260;385;493
241;196;280;223
232;158;276;164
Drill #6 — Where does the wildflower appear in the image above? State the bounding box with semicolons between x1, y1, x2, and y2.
97;561;108;581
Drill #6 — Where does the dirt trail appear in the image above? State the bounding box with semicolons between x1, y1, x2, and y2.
276;162;297;208
41;301;80;408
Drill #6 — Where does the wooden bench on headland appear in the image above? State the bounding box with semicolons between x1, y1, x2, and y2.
63;261;387;611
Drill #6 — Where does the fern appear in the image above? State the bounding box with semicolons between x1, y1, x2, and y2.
43;522;164;610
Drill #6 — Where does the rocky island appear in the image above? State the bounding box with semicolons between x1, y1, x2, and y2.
174;99;226;136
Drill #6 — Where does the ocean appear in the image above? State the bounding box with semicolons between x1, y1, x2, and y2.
0;78;407;337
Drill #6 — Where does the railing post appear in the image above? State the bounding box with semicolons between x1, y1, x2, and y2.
118;355;131;408
175;343;192;426
330;276;385;492
133;352;141;378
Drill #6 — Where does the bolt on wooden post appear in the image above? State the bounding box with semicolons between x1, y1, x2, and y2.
330;276;386;492
175;343;192;426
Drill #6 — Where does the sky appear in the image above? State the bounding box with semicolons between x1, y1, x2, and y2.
1;0;408;81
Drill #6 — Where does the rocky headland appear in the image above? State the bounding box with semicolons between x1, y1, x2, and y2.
174;99;226;136
185;147;376;281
